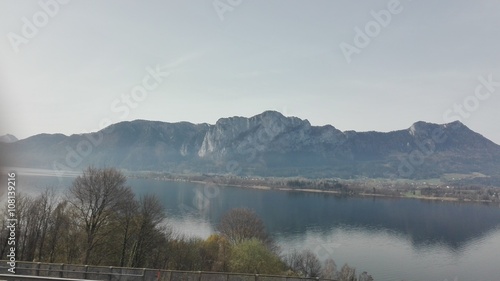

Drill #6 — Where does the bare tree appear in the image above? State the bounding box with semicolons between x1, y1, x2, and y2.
0;209;10;258
35;189;56;261
321;258;337;279
115;191;138;267
129;194;166;267
339;264;357;281
68;167;134;264
358;271;374;281
217;208;271;246
16;193;33;261
13;191;51;262
285;249;322;278
45;200;72;263
23;194;48;261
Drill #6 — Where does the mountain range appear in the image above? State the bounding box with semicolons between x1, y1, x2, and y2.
1;111;500;180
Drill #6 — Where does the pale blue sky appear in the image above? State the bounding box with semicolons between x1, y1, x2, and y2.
1;0;499;144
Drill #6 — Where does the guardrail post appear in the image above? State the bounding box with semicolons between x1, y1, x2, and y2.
36;262;41;276
255;273;259;281
84;265;89;279
142;268;147;281
60;264;64;278
108;266;113;281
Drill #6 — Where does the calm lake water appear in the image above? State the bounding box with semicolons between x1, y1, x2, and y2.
6;168;500;281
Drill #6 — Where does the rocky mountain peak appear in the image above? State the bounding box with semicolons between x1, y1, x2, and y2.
408;121;434;137
0;134;18;143
198;111;312;158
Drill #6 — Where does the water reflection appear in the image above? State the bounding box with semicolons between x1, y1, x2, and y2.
9;173;500;253
8;172;500;281
134;179;500;253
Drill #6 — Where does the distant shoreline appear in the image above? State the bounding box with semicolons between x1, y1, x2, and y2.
140;176;495;205
3;167;496;205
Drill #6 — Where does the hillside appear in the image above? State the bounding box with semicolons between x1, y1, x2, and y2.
1;111;500;180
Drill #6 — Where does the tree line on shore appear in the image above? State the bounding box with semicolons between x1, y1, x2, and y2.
141;172;500;202
1;167;373;281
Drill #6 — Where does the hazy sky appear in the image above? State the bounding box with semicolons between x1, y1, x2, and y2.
1;0;499;144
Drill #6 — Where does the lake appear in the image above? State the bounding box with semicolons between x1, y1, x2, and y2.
7;168;500;281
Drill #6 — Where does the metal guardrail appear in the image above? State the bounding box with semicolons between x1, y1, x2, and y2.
0;273;103;281
0;261;337;281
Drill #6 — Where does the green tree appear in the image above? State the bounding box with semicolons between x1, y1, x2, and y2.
229;238;284;274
